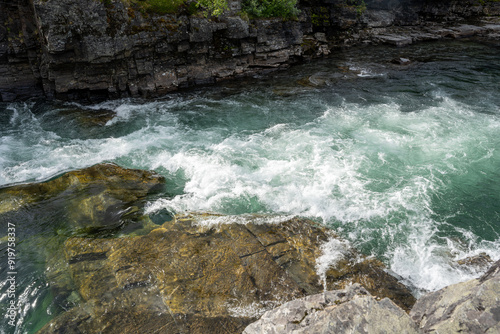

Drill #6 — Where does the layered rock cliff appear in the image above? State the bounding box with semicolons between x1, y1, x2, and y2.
1;0;500;102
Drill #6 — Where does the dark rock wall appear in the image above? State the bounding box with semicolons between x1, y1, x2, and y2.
0;0;499;102
0;0;43;101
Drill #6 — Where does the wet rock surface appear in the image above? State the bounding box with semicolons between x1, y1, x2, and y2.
0;163;165;230
38;213;415;333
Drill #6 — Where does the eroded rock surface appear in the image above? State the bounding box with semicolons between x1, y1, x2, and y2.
410;259;500;333
243;284;421;334
1;0;500;101
39;213;415;333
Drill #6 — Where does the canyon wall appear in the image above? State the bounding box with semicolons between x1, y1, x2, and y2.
1;0;499;102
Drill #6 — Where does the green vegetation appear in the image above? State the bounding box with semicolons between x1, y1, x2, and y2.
126;0;186;14
478;0;500;5
311;6;329;26
242;0;300;19
196;0;229;16
105;0;300;19
145;0;186;14
343;0;366;16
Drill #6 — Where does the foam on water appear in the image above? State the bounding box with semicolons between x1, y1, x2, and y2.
142;95;500;293
1;42;500;312
315;238;351;290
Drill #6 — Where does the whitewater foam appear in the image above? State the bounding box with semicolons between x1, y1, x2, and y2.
2;49;500;297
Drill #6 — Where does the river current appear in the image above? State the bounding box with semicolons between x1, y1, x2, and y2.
1;40;500;332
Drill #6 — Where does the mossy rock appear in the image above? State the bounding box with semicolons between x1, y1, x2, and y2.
0;163;165;230
39;213;415;334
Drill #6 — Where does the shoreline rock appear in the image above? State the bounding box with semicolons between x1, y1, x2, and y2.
38;212;415;333
243;284;421;334
2;163;498;333
244;259;500;333
410;259;500;333
1;0;500;102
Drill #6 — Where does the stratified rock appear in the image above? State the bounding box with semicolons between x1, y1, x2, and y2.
410;259;500;333
3;0;500;101
376;34;413;46
39;213;415;334
0;163;165;229
243;284;421;334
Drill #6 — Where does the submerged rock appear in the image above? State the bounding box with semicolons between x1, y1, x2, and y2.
0;163;165;310
0;163;165;230
391;57;412;65
39;213;415;334
410;259;500;333
456;252;493;273
243;284;420;334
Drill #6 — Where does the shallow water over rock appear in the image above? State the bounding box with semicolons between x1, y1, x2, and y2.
39;213;414;333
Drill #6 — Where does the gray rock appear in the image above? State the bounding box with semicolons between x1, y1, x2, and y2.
450;24;487;38
243;284;421;334
410;259;500;333
362;10;396;28
376;34;413;46
223;16;250;39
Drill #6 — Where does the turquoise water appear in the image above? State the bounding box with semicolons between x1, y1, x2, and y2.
1;40;500;332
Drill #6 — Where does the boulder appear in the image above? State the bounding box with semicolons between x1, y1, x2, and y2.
410;259;500;333
243;284;420;334
39;213;415;333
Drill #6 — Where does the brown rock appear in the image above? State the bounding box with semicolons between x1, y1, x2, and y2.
39;213;415;334
0;163;165;230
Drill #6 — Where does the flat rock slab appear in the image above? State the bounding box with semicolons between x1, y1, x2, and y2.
39;213;415;334
243;284;421;334
450;25;487;37
376;34;413;46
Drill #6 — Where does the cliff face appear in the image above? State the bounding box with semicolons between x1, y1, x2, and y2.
1;0;499;102
0;0;43;101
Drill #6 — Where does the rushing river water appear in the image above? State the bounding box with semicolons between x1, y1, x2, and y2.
1;40;500;332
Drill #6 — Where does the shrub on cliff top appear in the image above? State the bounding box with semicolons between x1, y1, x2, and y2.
146;0;186;14
110;0;299;18
196;0;229;16
242;0;299;18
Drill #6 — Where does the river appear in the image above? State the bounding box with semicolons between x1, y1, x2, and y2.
1;39;500;333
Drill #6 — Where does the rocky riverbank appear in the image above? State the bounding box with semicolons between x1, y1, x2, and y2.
1;0;500;102
244;260;500;333
1;163;499;333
